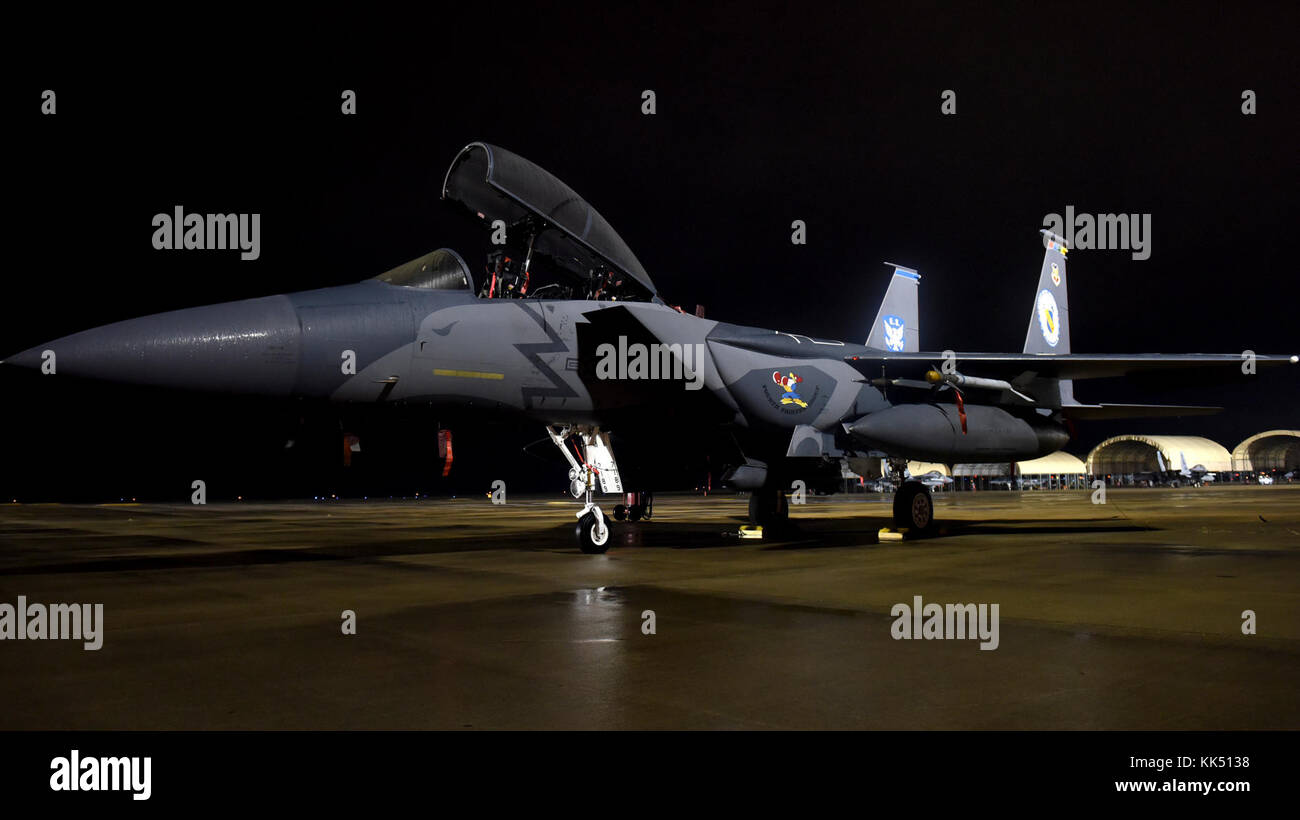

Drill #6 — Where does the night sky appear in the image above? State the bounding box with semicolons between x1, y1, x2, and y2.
3;3;1296;500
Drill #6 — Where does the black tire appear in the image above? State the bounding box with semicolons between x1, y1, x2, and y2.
612;504;627;522
748;489;789;526
892;481;935;532
576;512;610;553
629;505;643;522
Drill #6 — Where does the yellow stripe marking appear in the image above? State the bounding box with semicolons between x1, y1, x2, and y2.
434;368;505;380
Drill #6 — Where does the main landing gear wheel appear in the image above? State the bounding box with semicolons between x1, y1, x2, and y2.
576;511;610;554
892;481;935;533
748;489;789;527
622;491;653;522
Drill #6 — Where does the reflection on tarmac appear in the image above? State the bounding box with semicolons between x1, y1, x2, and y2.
0;486;1297;729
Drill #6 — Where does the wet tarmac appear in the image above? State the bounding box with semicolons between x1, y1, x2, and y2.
0;486;1297;729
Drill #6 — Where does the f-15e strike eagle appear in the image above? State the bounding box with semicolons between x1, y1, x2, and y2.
6;142;1295;551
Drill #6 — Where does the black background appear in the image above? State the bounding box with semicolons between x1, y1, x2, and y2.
0;730;1286;808
3;2;1296;501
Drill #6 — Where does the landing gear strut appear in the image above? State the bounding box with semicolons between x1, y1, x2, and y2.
747;488;789;527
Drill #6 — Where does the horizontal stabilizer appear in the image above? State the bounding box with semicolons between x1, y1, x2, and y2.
1060;404;1222;420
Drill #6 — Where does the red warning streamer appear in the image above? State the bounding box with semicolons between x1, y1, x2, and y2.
438;429;454;477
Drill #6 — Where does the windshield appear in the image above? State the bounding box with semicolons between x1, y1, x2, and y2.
373;248;473;291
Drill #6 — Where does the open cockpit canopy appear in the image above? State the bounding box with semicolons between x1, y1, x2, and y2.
442;142;656;300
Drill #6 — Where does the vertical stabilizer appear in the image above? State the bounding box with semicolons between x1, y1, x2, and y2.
1024;230;1070;355
867;264;920;352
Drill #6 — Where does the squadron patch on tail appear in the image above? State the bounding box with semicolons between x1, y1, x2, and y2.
1036;289;1060;348
881;314;907;352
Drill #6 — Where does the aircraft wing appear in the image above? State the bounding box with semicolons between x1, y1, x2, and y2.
1055;403;1223;419
845;352;1298;380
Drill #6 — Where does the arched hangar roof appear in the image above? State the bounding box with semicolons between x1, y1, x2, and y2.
1086;435;1232;474
906;462;950;476
1231;430;1300;471
1017;452;1087;475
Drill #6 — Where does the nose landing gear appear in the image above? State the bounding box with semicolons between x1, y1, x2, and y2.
547;425;623;553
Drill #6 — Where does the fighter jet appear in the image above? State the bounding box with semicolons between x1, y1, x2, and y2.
913;470;955;491
874;459;952;491
1177;452;1216;486
5;142;1296;551
1135;451;1218;488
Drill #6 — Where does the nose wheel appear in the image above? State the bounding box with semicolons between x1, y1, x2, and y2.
576;509;610;553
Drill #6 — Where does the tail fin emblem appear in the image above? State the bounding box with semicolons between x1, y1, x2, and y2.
1036;289;1061;347
881;314;906;352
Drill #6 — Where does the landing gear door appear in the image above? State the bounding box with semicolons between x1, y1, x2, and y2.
585;431;623;494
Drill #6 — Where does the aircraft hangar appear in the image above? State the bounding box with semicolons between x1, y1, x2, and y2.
947;453;1088;489
1086;435;1232;475
905;461;950;476
1016;452;1089;487
1231;429;1300;471
868;434;1294;491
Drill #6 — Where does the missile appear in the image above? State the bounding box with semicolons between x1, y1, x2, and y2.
925;370;1035;403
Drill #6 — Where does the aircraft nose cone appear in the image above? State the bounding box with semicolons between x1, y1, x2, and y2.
4;295;301;395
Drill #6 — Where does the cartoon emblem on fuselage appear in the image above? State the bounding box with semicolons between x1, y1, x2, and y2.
772;371;808;408
1050;262;1061;287
882;314;906;352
